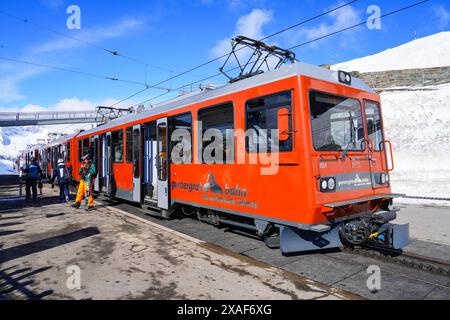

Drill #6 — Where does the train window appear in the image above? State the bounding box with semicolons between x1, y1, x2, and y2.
169;112;192;164
126;127;133;163
133;128;140;178
78;140;83;162
112;130;124;163
246;91;293;153
309;91;365;152
364;101;384;151
66;142;71;162
198;103;234;164
90;138;94;160
157;124;168;181
82;138;90;159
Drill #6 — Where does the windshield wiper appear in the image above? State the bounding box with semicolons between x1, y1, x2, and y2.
341;112;356;161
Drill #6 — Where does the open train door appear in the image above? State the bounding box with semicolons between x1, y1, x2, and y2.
132;125;142;203
92;135;101;192
156;118;169;210
101;134;107;193
105;132;113;198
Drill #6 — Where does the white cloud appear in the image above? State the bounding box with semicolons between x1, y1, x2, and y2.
287;2;361;48
199;0;266;12
0;62;46;103
0;18;146;104
0;78;27;103
34;18;146;54
433;5;450;28
211;8;273;58
38;0;64;10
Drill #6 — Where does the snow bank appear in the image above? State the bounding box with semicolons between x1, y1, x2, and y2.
382;84;450;199
0;124;93;164
0;158;14;174
333;32;450;72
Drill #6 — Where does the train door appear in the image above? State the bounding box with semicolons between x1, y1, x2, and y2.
364;100;392;191
101;134;107;192
157;118;169;209
143;122;157;205
105;132;113;198
132;125;142;202
92;135;101;192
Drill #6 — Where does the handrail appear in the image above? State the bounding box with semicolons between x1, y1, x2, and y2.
381;140;395;172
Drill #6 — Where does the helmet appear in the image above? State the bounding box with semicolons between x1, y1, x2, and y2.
58;158;64;164
82;154;91;161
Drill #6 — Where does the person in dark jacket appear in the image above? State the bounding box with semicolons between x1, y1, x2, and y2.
22;157;43;201
51;158;72;202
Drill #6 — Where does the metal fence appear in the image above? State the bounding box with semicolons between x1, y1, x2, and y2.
0;111;98;126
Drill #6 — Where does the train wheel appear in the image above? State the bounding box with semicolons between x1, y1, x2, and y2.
339;218;371;246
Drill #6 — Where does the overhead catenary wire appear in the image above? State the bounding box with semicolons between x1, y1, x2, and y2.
111;0;360;108
288;0;430;50
0;56;171;91
129;0;430;109
0;9;174;73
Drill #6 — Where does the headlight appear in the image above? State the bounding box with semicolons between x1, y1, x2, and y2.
378;173;389;185
320;177;336;192
327;178;336;190
338;70;352;85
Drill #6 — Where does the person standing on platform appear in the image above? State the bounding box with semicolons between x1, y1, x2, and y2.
22;157;42;201
72;154;97;211
51;158;72;202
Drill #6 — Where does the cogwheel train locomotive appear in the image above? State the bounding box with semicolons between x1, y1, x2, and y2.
18;62;409;254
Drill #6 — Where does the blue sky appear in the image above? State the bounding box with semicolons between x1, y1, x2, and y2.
0;0;449;112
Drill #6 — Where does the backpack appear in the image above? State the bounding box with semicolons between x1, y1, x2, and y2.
56;164;71;183
28;163;40;179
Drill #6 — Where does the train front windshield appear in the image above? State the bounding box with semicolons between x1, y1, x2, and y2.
309;91;365;152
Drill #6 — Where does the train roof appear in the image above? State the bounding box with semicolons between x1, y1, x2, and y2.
76;62;374;138
48;131;83;146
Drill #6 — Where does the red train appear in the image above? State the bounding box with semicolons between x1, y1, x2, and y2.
20;62;409;253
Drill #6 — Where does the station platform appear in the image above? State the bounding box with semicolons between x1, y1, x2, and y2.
0;180;352;300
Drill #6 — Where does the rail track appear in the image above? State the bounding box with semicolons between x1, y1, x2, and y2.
343;244;450;275
401;195;450;202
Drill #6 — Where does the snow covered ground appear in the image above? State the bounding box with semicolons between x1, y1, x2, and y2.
0;158;14;174
333;32;450;72
0;123;93;174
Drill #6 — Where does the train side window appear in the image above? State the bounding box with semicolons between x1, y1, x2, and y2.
126;127;133;163
112;130;124;163
82;138;90;159
66;142;71;162
364;101;384;151
158;124;168;181
246;91;293;153
198;103;234;164
133;128;140;178
169;112;192;164
78;140;83;162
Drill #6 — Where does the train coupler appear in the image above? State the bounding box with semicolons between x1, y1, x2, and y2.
368;223;410;250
